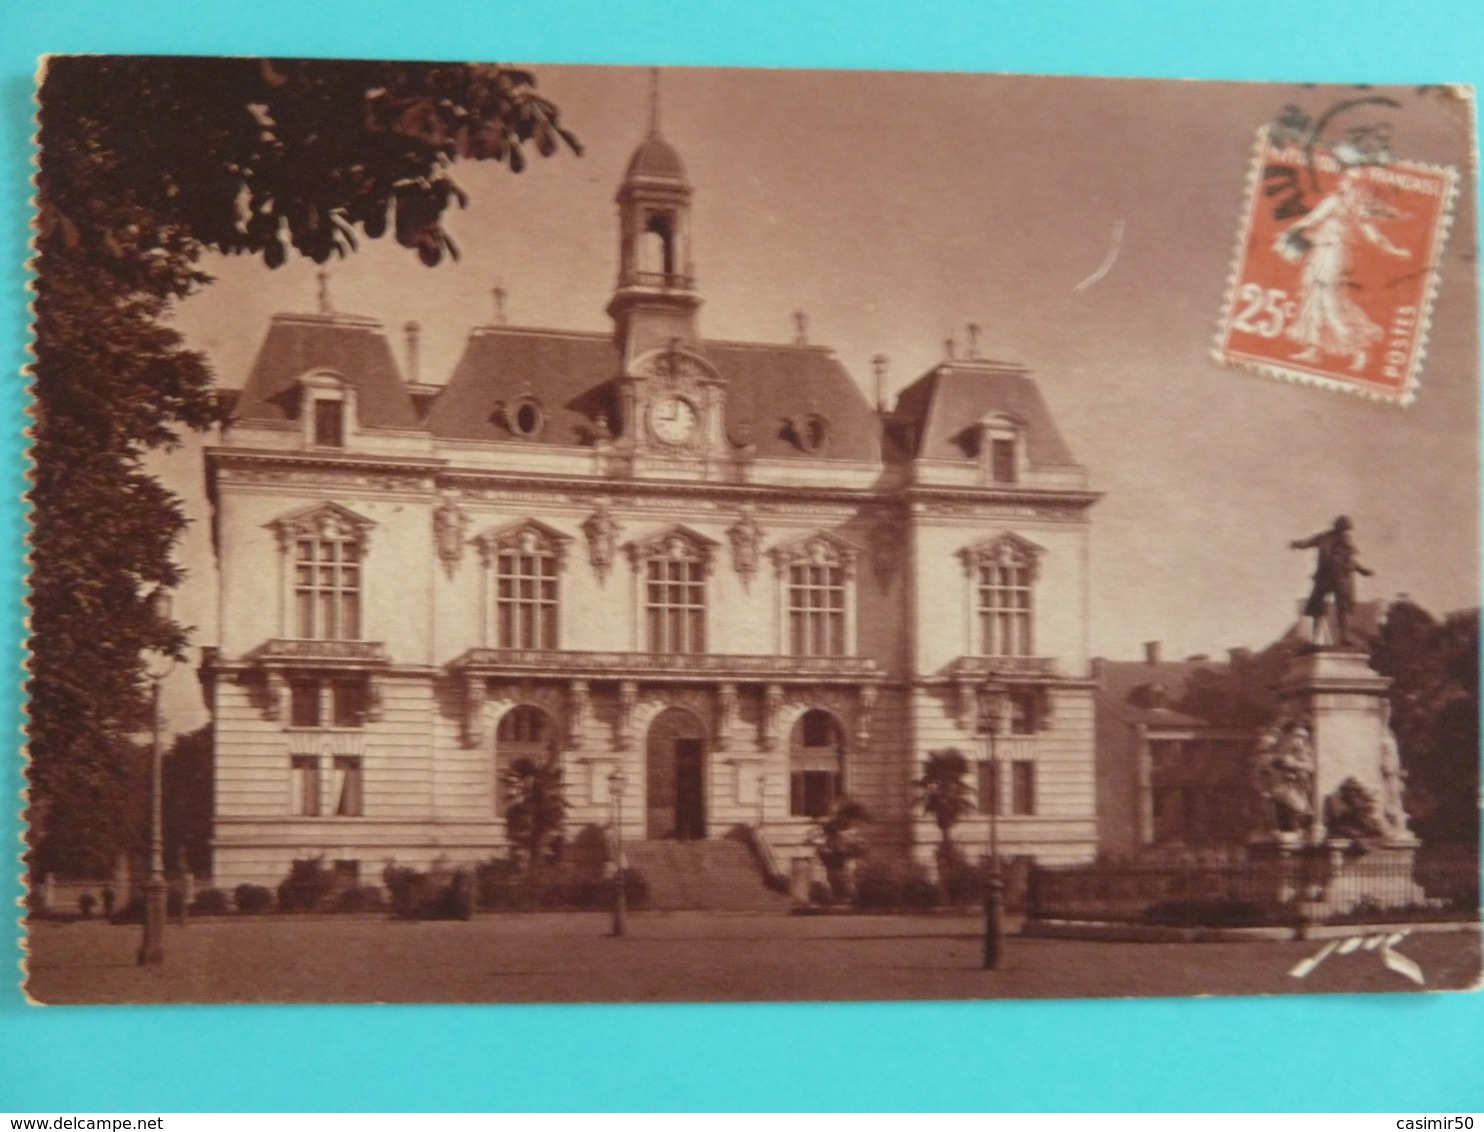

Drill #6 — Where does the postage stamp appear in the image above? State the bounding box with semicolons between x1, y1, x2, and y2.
1215;128;1459;405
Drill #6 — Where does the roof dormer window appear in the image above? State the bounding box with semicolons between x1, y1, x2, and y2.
299;372;354;450
977;412;1023;485
501;396;545;439
790;413;831;455
314;398;345;448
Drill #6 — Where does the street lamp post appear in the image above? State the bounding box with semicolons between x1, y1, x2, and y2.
608;766;627;938
138;590;178;966
977;680;1010;971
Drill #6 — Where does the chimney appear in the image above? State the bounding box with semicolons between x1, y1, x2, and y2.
404;320;421;386
316;269;333;315
793;310;809;346
871;354;889;413
966;322;981;359
492;281;508;326
1143;640;1161;665
944;335;957;361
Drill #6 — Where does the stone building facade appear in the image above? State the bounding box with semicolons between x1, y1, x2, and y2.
203;118;1102;890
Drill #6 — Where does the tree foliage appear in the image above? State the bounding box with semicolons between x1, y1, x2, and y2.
502;756;569;870
1370;601;1480;846
30;57;579;876
916;748;976;846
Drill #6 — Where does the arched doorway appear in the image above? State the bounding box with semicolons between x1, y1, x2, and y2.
494;704;558;818
646;706;707;840
789;708;845;818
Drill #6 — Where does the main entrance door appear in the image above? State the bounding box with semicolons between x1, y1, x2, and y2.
646;707;707;839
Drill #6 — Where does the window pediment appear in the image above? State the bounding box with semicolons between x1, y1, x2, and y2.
769;530;862;579
475;518;572;569
959;532;1043;579
270;501;375;551
626;524;718;574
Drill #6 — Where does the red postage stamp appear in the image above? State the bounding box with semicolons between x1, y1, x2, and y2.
1216;130;1458;405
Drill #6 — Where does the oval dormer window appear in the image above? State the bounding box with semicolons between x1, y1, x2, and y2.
505;397;545;439
794;413;829;454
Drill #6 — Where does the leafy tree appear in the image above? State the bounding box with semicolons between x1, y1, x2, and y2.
1371;601;1480;847
915;748;976;876
29;57;579;877
502;756;569;871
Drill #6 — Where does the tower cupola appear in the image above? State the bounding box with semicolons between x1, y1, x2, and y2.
607;69;703;369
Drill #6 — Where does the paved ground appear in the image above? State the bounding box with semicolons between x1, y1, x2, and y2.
23;912;1482;1004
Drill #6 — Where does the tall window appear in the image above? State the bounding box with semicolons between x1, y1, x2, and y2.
977;559;1033;656
288;676;368;728
789;561;846;657
497;545;558;648
774;533;859;659
790;710;844;818
291;755;321;816
647;557;705;653
295;537;361;640
332;756;364;817
1011;760;1036;816
976;759;1000;816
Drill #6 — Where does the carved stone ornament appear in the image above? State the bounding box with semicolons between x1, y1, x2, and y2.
432;495;470;577
269;501;376;553
769;530;861;581
959;531;1043;581
474;518;571;570
582;503;623;582
626;525;718;576
726;508;764;588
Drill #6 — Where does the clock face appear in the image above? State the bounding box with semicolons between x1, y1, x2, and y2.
650;395;700;446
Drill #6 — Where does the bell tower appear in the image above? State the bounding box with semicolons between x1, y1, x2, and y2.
607;69;703;370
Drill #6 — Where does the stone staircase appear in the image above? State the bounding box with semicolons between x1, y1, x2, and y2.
623;837;792;912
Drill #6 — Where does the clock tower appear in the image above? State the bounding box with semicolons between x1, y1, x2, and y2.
608;72;727;461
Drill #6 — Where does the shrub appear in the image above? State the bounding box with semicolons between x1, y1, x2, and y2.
234;883;273;914
852;862;941;911
383;864;473;920
190;888;231;915
337;885;386;913
78;892;97;918
277;857;337;913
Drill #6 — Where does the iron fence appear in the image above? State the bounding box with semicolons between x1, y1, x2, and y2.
1027;851;1480;926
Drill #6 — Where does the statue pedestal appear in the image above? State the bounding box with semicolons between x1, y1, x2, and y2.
1277;648;1414;845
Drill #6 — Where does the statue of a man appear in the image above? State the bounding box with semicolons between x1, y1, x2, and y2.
1290;515;1373;646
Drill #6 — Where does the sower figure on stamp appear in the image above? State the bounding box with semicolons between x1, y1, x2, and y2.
1290;515;1374;647
1273;167;1411;373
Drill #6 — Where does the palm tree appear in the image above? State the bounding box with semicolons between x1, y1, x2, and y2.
502;756;569;872
915;749;976;888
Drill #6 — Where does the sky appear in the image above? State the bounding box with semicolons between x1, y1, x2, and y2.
151;66;1480;731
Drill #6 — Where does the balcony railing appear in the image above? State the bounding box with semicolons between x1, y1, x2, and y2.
946;655;1058;679
622;269;695;290
451;647;880;682
256;639;389;664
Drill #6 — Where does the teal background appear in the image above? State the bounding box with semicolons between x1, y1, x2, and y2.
3;0;1482;1113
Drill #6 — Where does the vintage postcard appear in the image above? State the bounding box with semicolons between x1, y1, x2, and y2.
23;59;1481;1004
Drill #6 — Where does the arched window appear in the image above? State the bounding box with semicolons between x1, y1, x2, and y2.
789;708;844;818
495;704;557;818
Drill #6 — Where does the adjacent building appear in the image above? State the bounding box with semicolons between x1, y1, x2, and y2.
202;113;1103;890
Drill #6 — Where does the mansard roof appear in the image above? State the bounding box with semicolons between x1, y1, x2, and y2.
232;312;420;430
888;361;1079;467
427;326;881;461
